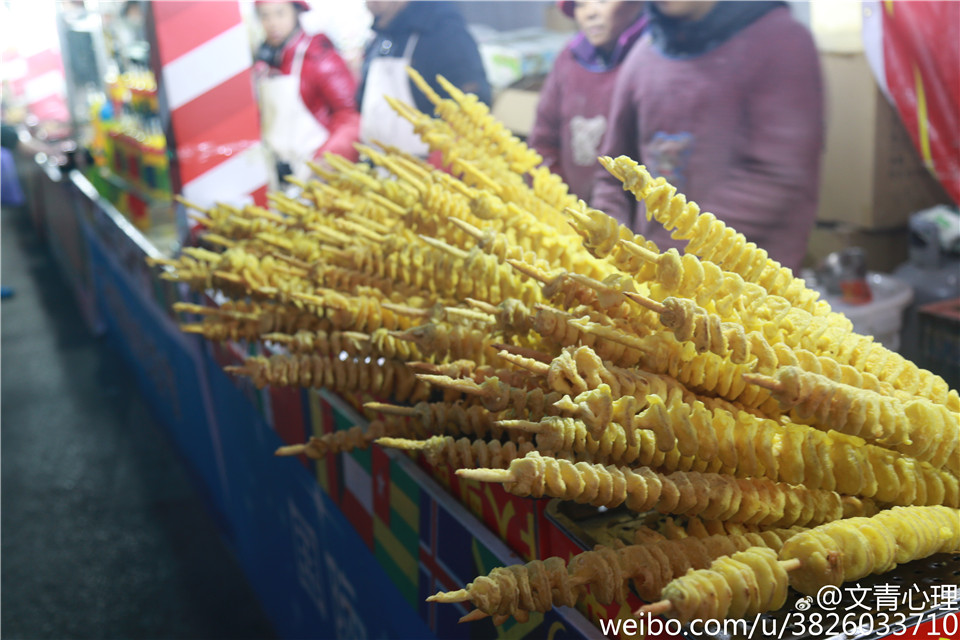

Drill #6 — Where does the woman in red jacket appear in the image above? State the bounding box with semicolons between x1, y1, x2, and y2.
254;0;360;183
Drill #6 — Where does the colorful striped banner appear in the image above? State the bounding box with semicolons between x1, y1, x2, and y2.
150;1;269;209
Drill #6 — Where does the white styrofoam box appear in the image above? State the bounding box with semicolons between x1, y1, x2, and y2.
821;272;914;351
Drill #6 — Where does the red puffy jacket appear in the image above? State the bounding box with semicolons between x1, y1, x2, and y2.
266;31;360;162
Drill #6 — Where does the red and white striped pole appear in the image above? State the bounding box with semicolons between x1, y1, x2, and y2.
150;1;270;210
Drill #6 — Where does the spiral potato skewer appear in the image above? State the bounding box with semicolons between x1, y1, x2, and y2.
599;156;828;317
275;419;415;459
416;374;563;418
643;547;792;624
499;414;959;506
366;399;524;441
779;505;960;595
173;301;327;338
226;354;430;403
746;367;960;472
377;435;536;470
429;527;800;622
461;451;865;528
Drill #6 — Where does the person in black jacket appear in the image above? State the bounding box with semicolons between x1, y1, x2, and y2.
357;1;491;157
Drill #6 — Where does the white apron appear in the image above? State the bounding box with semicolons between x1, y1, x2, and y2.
259;38;330;184
359;33;429;157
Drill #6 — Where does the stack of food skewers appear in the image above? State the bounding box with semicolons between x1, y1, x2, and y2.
151;70;960;631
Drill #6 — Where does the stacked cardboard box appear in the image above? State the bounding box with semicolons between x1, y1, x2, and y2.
807;51;951;271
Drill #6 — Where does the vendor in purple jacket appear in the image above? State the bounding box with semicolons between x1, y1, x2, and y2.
591;1;824;272
528;1;647;200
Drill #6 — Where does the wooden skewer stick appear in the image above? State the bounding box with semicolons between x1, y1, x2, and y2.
637;600;672;617
406;362;442;375
179;324;209;335
186;213;213;226
389;330;417;343
427;589;470;604
364;401;417;417
204;234;236;248
561;205;593;231
344;212;391;236
339;220;387;244
464;298;498;315
406;67;444;107
375;437;432;451
494;419;544;434
742;373;783;392
458;610;490;623
617;239;660;263
445;307;494;324
270;252;311;270
270;263;309;278
173;302;218;315
146;257;179;267
449;217;486;241
570;318;648;351
505;258;553;284
564;272;613;294
455;159;502;195
223;365;250;377
175;195;210;214
214;270;247;286
380;301;431;317
623;291;668;315
259;235;294;252
392;152;434;183
456;468;512;483
290;292;326;306
780;558;801;571
249;207;289;224
173;303;259;320
491;343;552;364
416;374;485;396
367;192;407;216
275;443;308;457
182;247;222;261
635;558;802;617
497;350;550;376
261;333;293;343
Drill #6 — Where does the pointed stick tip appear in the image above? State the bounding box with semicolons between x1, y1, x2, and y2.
465;298;498;314
494;419;542;433
455;468;513;484
406;361;440;374
780;558;802;572
636;600;672;617
364;401;416;416
449;216;485;239
458;609;489;624
426;589;470;604
415;373;482;394
742;373;782;391
274;444;306;457
374;437;427;451
505;258;550;284
623;291;667;314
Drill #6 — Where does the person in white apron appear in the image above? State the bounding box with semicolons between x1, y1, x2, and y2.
255;0;360;184
358;1;491;159
359;32;428;157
